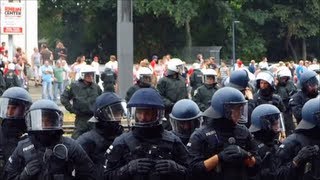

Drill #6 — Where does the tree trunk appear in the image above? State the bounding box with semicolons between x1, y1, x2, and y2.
288;39;298;62
302;38;307;60
185;20;192;61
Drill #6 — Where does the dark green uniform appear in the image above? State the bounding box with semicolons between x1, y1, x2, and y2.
157;75;188;130
192;84;219;112
61;80;102;139
125;84;141;103
189;69;203;96
275;80;297;135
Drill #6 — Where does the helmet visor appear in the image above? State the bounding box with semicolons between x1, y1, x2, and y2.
260;113;282;133
170;118;200;137
128;107;164;127
177;64;184;74
25;109;63;131
224;102;248;124
0;97;31;119
98;102;127;122
203;75;216;84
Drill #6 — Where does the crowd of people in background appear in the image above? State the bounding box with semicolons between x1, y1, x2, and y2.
0;39;320;180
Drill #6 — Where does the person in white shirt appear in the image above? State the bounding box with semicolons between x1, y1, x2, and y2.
91;56;100;83
104;55;118;73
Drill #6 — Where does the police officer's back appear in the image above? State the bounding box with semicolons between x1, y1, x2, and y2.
188;87;260;180
105;88;188;180
61;65;102;139
169;99;201;145
77;92;125;180
4;67;21;90
249;104;283;180
289;69;319;124
125;67;153;102
157;58;188;130
192;69;219;112
189;63;203;97
0;87;32;177
101;64;117;93
4;99;95;180
275;69;297;135
276;97;320;180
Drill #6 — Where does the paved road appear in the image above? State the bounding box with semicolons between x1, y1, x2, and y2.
28;80;67;113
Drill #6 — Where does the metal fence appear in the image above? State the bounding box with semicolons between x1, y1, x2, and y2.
180;46;222;64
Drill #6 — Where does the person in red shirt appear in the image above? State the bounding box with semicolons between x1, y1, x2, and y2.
0;42;6;56
150;55;158;70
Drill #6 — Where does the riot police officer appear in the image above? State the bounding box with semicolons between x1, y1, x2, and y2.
157;58;188;130
169;99;201;145
101;64;117;92
188;87;259;180
275;69;297;135
61;65;102;139
189;63;203;97
77;92;126;180
125;67;153;102
248;71;285;127
192;68;219;112
276;97;320;180
289;69;319;124
4;99;95;180
249;104;282;180
105;88;188;180
0;87;32;177
226;69;255;100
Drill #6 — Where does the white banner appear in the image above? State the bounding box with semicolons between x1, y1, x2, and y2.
0;1;25;35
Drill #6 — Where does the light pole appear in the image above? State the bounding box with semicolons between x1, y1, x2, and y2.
232;20;240;67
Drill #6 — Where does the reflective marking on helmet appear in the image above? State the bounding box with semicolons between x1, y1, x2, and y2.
187;142;192;147
22;144;34;152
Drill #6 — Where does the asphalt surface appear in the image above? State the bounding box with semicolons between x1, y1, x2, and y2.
28;80;67;113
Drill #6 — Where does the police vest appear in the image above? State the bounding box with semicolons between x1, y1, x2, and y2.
123;131;176;161
195;124;253;179
282;133;320;179
20;138;73;180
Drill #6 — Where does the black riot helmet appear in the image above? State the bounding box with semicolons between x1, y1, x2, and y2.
0;87;32;122
202;87;248;124
127;88;165;128
25;99;63;132
169;99;201;138
299;70;319;98
25;99;64;147
89;92;126;136
90;92;126;123
228;69;250;91
296;97;320;130
249;104;281;133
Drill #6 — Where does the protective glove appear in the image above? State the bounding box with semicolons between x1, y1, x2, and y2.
20;159;41;180
293;146;318;167
218;145;249;163
154;159;186;175
122;158;154;175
